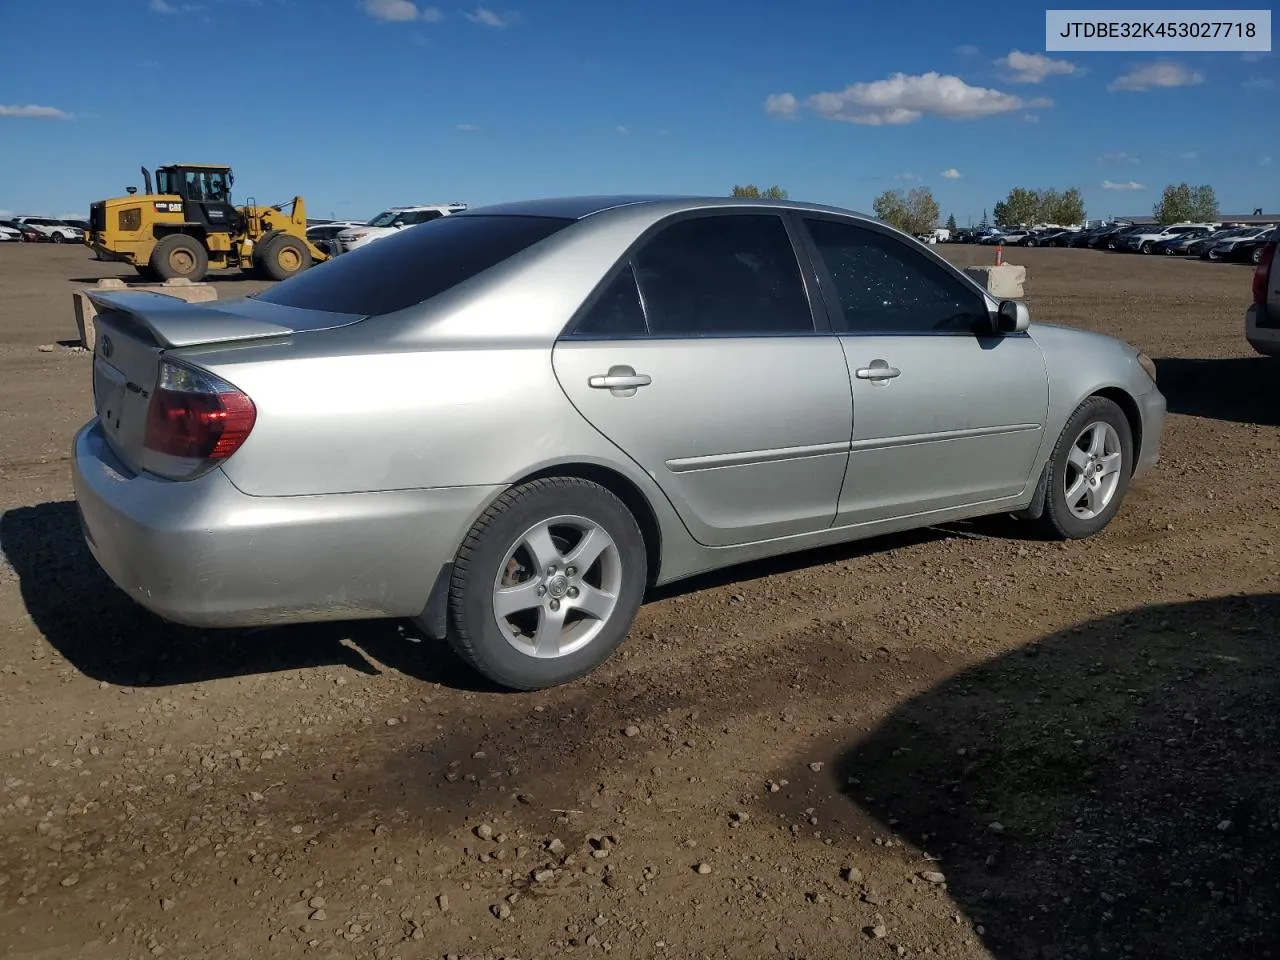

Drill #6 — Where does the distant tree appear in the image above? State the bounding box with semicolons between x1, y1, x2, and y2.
1000;187;1041;226
946;213;958;233
731;184;788;199
1052;187;1087;225
873;187;939;235
992;186;1086;227
873;190;908;230
1154;182;1219;224
979;208;989;229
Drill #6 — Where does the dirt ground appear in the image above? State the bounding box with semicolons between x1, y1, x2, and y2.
1;243;1278;960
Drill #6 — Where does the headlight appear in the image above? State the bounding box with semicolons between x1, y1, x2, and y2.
343;232;368;241
1136;351;1158;384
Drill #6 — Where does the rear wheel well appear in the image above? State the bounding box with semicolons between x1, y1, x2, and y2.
1091;387;1142;474
516;464;663;586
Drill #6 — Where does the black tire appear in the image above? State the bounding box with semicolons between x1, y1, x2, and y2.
134;264;160;281
1253;247;1265;265
443;477;648;690
51;232;65;243
1140;241;1153;254
150;233;208;281
1037;396;1134;540
259;234;312;281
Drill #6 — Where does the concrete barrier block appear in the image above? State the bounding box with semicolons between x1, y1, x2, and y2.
72;278;218;350
964;264;1027;300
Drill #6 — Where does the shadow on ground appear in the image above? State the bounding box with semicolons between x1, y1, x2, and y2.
0;500;496;691
1155;356;1280;426
2;499;966;691
779;595;1280;959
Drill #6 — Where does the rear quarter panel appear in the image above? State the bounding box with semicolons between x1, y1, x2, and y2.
192;334;654;498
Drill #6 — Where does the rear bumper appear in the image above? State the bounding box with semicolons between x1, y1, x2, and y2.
72;420;500;628
1134;386;1167;480
1246;303;1280;357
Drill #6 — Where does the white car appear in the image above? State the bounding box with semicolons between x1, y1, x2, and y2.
13;216;84;243
333;203;467;254
1119;223;1217;254
0;222;23;242
306;220;366;256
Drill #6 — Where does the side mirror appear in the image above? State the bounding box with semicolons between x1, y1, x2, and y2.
996;299;1031;333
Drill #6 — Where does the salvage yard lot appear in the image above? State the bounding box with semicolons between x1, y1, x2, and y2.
1;243;1278;959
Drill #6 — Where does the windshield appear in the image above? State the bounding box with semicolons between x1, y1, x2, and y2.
368;210;399;227
155;168;231;203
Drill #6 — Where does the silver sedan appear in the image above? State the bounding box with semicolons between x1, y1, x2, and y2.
73;196;1167;690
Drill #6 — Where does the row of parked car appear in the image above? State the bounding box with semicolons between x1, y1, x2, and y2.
952;222;1276;264
0;216;88;244
305;203;469;256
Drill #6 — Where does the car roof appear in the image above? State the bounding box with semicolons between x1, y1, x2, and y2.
459;194;875;221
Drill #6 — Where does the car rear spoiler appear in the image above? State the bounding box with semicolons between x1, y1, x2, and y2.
84;289;363;349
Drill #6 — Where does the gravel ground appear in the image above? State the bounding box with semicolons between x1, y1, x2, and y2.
1;243;1277;960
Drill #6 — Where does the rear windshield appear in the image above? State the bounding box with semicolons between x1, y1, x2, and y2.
254;214;575;316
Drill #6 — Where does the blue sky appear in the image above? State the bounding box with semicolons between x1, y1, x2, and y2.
1;0;1276;224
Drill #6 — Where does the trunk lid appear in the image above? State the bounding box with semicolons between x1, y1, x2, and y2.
88;290;365;472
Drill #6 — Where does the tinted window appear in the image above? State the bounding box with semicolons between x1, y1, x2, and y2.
574;263;647;336
633;214;813;336
804;218;988;334
402;210;444;225
254;214;574;316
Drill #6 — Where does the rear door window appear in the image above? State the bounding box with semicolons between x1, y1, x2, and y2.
631;214;814;336
253;214;574;316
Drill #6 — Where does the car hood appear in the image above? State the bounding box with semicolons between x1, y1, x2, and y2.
1030;321;1141;363
338;225;392;238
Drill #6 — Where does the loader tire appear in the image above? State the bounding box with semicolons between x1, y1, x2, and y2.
259;234;312;282
151;234;208;282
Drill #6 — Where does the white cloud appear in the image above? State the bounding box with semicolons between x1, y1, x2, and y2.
1102;180;1145;191
1244;77;1277;90
1108;61;1203;92
150;0;202;11
763;92;798;119
775;71;1050;126
997;50;1077;83
454;123;479;131
1178;150;1197;160
1099;151;1139;164
954;44;980;58
1022;112;1040;123
615;125;629;135
465;6;516;26
941;168;962;179
362;0;440;21
0;104;72;119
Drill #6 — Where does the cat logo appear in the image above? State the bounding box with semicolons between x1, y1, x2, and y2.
153;202;183;214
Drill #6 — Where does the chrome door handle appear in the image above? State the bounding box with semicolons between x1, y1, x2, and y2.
589;374;652;389
855;360;901;381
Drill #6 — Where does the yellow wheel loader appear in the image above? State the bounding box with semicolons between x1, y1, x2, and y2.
86;164;328;283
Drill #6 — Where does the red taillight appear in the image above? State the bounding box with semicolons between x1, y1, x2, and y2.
1254;242;1276;307
144;360;256;463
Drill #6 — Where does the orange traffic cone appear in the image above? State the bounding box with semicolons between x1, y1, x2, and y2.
995;245;1004;266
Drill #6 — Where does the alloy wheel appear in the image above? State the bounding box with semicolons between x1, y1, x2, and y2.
491;515;623;658
1064;422;1123;521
